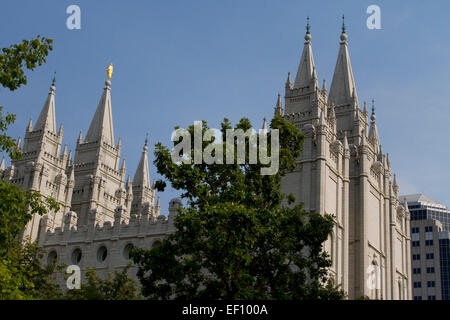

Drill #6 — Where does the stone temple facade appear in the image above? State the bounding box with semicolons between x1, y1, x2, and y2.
276;23;411;299
0;77;182;281
0;21;411;300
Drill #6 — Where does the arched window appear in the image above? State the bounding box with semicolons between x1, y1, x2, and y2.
71;248;82;265
123;243;134;260
47;250;57;265
152;240;162;248
97;246;108;263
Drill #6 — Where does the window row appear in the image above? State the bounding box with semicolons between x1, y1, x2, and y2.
46;240;162;265
413;267;435;274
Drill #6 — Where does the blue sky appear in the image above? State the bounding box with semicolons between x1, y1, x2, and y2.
1;0;449;212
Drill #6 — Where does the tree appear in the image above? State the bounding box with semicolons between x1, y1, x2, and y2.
131;116;346;299
64;266;142;300
0;35;53;159
0;36;59;300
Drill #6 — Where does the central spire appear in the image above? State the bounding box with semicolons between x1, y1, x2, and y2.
85;75;115;146
293;17;317;89
328;16;358;108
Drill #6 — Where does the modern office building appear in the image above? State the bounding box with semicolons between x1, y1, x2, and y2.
401;194;450;300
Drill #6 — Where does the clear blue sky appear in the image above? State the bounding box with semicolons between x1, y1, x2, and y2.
1;0;449;212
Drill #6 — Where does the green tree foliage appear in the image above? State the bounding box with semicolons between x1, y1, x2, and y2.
65;266;142;300
0;242;62;300
131;116;346;299
0;36;58;300
0;35;53;159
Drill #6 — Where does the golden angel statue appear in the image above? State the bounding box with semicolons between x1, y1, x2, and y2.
107;63;113;80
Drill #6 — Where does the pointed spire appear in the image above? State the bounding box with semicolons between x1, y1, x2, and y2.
61;144;68;158
393;173;399;194
403;197;409;211
0;155;5;171
77;131;83;144
293;17;317;89
285;72;292;89
35;78;57;133
369;99;380;145
27;118;33;132
117;137;122;150
68;165;75;181
322;79;327;94
16;136;22;151
363;101;368;114
386;153;391;168
85;77;115;146
329;103;336;119
67;149;73;166
126;175;133;194
120;157;126;174
361;129;366;146
58;123;63;137
133;136;150;188
328;17;358;108
319;110;326;126
343;131;349;150
274;93;283;116
262;117;268;131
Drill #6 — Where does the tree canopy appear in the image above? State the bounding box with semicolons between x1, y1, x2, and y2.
131;116;346;299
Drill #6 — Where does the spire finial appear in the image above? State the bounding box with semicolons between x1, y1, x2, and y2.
144;133;149;151
371;99;376;121
106;63;113;87
50;71;56;92
305;16;312;41
340;15;348;42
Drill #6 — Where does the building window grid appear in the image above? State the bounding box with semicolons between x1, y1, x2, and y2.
439;239;450;300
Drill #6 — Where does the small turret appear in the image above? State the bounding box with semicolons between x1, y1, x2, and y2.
120;158;126;176
285;72;292;89
322;79;327;95
61;144;68;159
262;117;268;131
67;149;73;166
58;123;63;137
27;118;33;132
77;131;83;145
274;93;283;116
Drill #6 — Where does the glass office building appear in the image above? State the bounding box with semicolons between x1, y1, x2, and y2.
401;194;450;300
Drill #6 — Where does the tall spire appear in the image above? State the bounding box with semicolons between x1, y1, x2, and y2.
328;15;358;108
293;17;317;89
274;93;283;116
85;75;115;146
35;78;57;133
133;136;150;188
